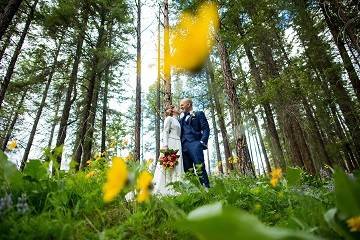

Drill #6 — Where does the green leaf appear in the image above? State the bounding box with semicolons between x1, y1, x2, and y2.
0;150;23;190
324;208;356;240
179;202;319;240
334;168;360;217
23;160;48;181
286;167;302;187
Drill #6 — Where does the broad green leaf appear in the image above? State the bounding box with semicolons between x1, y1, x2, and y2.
334;168;360;217
286;167;302;187
324;208;356;240
0;150;23;190
180;202;319;240
23;160;48;181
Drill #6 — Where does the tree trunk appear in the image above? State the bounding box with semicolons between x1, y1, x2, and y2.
259;40;316;174
207;59;233;172
205;63;223;174
155;6;161;163
0;0;23;41
216;34;253;175
163;0;171;109
81;71;102;167
325;0;360;56
47;91;62;149
1;90;26;151
55;10;88;165
236;54;271;173
241;41;286;169
292;0;360;163
0;14;19;62
73;13;105;170
0;0;38;109
20;39;62;170
320;1;360;102
101;20;113;155
134;0;141;161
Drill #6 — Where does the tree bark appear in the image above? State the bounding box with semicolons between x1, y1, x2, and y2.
72;13;106;170
292;0;360;163
163;0;171;109
81;70;102;167
101;20;113;155
0;14;19;62
47;91;62;149
155;6;161;163
320;1;360;102
134;0;141;161
0;0;23;41
216;34;253;175
1;90;26;151
20;39;62;170
207;59;233;172
55;10;88;165
241;41;286;169
205;63;223;174
0;0;38;109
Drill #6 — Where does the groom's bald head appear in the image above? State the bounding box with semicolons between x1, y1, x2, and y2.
180;98;193;112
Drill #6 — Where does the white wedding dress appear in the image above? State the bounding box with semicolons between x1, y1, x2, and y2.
153;116;184;195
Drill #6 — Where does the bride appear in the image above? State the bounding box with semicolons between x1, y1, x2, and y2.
153;105;184;195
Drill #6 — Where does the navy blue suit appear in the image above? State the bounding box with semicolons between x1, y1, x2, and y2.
180;111;210;187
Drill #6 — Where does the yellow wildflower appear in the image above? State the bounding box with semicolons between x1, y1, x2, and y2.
270;177;279;187
270;168;282;179
136;171;153;203
347;216;360;232
137;171;153;190
7;140;17;151
86;171;96;178
167;1;219;72
86;160;92;165
102;156;128;202
270;168;282;187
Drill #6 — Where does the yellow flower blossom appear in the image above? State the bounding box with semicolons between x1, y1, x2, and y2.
86;171;96;178
167;1;219;72
103;156;128;203
137;171;153;190
270;177;279;187
86;160;92;165
347;216;360;232
136;171;153;203
137;190;150;203
270;168;282;179
7;140;17;151
270;168;282;187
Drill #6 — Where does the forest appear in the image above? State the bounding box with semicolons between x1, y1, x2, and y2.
0;0;360;239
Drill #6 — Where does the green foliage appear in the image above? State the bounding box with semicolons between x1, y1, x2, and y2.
323;168;360;240
180;202;319;240
0;150;342;239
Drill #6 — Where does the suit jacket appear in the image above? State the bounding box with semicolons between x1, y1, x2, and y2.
180;111;210;148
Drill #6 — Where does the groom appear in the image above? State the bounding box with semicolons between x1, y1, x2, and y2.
180;98;210;188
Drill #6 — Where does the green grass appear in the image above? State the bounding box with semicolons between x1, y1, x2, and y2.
2;151;359;239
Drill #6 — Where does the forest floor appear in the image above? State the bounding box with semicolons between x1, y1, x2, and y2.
1;151;359;240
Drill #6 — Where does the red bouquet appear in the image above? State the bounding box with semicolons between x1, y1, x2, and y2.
159;149;180;169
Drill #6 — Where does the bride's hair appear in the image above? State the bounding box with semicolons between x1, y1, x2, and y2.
164;105;175;117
